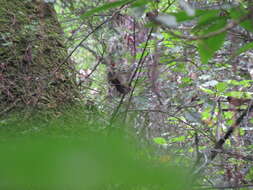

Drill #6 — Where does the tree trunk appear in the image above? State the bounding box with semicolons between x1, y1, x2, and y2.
0;0;78;113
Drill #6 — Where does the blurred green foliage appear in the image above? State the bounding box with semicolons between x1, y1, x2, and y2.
0;107;191;190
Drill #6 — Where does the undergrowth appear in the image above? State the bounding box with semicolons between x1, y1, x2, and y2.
0;106;192;190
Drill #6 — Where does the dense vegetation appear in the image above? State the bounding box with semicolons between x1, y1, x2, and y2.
1;0;253;189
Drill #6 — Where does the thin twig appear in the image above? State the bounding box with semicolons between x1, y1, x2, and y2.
210;104;253;160
0;99;20;116
51;2;131;77
194;184;253;190
108;28;153;125
220;149;253;162
123;28;154;120
128;108;213;141
52;16;114;75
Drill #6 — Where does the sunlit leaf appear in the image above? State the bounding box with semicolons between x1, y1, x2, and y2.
153;137;167;145
170;136;186;143
225;91;252;98
182;77;191;83
199;87;215;94
215;82;229;93
227;79;253;87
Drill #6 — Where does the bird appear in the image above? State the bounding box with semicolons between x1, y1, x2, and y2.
227;96;252;107
107;70;130;95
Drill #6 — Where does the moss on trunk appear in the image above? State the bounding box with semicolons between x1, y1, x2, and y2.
0;0;79;114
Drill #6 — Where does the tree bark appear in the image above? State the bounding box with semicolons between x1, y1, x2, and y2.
0;0;78;113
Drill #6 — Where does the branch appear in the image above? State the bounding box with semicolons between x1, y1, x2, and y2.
80;44;98;58
165;15;249;41
210;104;253;160
123;29;154;120
192;103;253;176
108;28;154;125
220;149;253;162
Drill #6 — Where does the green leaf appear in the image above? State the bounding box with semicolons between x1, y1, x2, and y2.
193;10;220;33
171;11;194;22
80;0;132;18
239;128;245;136
215;82;228;93
240;20;253;33
246;168;253;181
226;91;244;97
153;137;167;145
131;0;150;7
171;62;186;72
230;7;253;33
200;87;215;95
227;80;241;86
236;41;253;56
198;10;220;25
227;79;253;87
198;18;227;64
171;10;206;22
171;136;186;143
226;91;243;98
201;108;211;120
225;91;252;98
179;77;193;87
224;111;233;119
181;77;192;83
